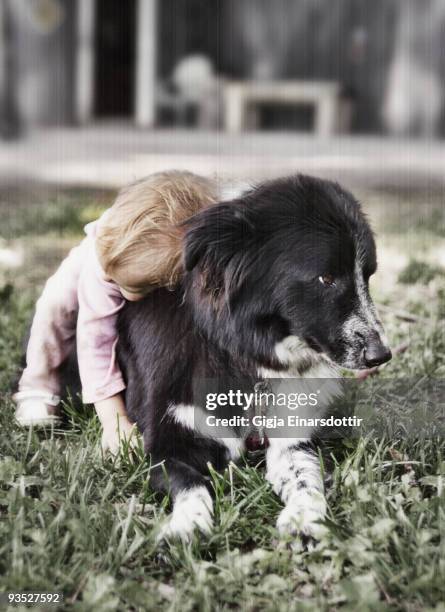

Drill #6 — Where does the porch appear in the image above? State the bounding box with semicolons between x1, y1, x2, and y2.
1;125;445;190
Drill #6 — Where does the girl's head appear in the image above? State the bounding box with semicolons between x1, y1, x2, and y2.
95;171;217;297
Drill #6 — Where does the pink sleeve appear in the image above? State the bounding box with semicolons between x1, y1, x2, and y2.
76;239;126;404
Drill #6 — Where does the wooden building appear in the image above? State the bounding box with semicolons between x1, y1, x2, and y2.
0;0;444;135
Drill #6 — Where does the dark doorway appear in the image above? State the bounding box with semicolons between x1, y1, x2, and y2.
94;0;136;117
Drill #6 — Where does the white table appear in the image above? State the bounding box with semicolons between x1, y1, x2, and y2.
224;80;342;135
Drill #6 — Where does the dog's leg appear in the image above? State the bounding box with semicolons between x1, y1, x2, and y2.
150;458;214;542
266;438;327;541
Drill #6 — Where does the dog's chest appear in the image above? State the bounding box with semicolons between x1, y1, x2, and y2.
241;364;342;452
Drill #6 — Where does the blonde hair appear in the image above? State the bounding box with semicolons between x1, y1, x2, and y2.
96;171;217;290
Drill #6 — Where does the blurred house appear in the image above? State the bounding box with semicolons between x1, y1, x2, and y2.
383;0;445;137
0;0;444;136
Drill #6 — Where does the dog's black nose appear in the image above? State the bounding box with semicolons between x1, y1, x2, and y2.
364;334;392;367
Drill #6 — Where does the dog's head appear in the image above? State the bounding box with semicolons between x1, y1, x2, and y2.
183;175;391;371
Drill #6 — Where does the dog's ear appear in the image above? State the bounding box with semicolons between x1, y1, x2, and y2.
183;201;255;273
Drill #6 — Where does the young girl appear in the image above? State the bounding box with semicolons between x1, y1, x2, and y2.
13;171;217;453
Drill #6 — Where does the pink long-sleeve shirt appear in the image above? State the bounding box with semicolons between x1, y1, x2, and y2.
76;220;126;404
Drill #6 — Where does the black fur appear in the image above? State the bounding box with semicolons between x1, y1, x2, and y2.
117;174;390;506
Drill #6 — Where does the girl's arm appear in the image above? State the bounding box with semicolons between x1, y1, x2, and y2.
76;242;126;405
76;240;134;452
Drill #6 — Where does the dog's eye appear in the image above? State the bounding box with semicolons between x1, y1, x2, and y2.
319;274;336;288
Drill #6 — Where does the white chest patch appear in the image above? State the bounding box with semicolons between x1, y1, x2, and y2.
260;335;340;379
257;335;342;433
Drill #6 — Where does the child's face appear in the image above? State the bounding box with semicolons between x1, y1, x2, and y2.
120;286;152;302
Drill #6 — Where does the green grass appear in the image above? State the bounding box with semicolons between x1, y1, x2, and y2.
0;185;112;239
398;260;445;285
0;187;444;611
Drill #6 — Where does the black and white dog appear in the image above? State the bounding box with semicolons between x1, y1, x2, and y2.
118;174;391;542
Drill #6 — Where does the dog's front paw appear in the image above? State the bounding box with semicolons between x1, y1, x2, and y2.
157;486;214;543
277;490;328;542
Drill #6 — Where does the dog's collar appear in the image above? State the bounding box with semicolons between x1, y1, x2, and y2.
244;380;274;452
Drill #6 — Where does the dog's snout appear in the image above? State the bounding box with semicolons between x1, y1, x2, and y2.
363;332;392;367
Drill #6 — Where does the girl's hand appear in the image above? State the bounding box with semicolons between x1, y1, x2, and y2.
101;414;137;454
95;394;138;455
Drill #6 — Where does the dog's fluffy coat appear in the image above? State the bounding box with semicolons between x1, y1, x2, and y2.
118;174;391;541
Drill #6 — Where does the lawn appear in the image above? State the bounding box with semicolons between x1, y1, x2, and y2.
0;184;444;611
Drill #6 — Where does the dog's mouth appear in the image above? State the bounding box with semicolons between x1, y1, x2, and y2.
305;336;366;370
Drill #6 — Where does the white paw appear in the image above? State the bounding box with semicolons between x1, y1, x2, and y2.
157;486;214;543
277;491;328;541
